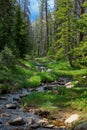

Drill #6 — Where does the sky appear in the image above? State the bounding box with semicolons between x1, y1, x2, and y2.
30;0;54;21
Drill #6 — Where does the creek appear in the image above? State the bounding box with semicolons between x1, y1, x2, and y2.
0;64;70;130
0;80;69;130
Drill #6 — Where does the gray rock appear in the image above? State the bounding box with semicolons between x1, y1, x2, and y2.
45;124;54;128
6;104;17;109
73;122;87;130
0;97;7;100
30;124;40;129
27;117;35;125
9;117;25;126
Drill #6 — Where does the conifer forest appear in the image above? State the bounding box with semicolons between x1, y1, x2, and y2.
0;0;87;130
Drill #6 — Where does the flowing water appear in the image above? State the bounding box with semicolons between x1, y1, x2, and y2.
0;85;67;130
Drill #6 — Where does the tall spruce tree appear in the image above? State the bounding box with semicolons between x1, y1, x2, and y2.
14;5;30;58
0;0;15;51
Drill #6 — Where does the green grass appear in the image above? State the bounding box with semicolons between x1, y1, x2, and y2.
22;87;87;112
0;57;87;92
38;72;56;82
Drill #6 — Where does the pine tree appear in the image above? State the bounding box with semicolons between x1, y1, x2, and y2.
0;0;16;51
14;5;30;58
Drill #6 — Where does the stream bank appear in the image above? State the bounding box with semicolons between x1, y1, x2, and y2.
0;77;72;130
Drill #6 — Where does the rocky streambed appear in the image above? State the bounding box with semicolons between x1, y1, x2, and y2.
0;77;78;130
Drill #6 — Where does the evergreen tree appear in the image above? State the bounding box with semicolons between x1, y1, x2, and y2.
0;0;16;51
14;5;30;58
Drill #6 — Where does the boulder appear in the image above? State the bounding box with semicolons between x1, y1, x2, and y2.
9;117;25;126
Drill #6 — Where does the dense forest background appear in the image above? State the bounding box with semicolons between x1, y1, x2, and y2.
0;0;87;68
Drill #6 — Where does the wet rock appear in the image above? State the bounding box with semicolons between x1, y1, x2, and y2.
6;104;17;109
73;122;87;130
45;124;54;128
0;97;7;100
30;124;40;129
44;86;53;91
27;117;35;125
9;117;25;126
1;113;10;117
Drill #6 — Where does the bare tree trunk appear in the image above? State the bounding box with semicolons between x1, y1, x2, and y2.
45;0;49;53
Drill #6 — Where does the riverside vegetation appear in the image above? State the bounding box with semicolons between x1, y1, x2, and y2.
0;55;87;129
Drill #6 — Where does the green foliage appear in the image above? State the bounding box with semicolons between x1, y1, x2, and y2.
0;0;15;52
27;76;41;87
14;5;30;58
0;1;31;58
72;42;87;68
0;46;16;69
38;72;56;82
0;83;10;92
74;76;87;88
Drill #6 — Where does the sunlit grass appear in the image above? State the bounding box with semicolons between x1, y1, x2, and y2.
22;87;87;112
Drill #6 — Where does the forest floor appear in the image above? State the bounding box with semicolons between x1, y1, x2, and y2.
0;57;87;129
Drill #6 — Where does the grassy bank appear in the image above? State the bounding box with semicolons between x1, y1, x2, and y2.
0;57;87;92
22;87;87;114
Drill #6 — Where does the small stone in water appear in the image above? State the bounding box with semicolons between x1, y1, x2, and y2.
6;104;17;109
